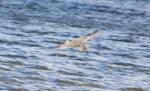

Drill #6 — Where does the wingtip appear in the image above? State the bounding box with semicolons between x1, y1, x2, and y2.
95;29;99;33
91;29;99;34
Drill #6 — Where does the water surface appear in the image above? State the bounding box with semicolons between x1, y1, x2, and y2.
0;0;150;91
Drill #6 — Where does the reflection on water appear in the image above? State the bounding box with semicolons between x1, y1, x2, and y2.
0;0;150;91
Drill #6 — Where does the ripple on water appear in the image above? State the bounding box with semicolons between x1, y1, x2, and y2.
9;60;26;65
120;87;148;91
55;79;103;88
57;69;86;77
112;62;136;67
0;0;150;90
0;54;28;59
29;65;50;71
112;53;138;59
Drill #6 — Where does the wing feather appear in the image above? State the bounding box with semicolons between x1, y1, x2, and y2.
77;30;98;42
53;41;71;50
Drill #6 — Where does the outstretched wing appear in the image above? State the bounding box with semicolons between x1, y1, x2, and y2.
53;41;71;50
77;30;98;42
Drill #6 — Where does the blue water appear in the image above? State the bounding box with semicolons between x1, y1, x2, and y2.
0;0;150;91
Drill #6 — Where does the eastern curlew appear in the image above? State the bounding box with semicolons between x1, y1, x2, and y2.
54;30;98;51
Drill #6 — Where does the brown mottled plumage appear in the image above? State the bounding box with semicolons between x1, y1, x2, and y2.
54;30;98;51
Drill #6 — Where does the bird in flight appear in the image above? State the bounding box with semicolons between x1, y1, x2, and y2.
54;30;98;51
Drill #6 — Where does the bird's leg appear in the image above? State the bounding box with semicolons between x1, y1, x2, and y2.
85;50;89;55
